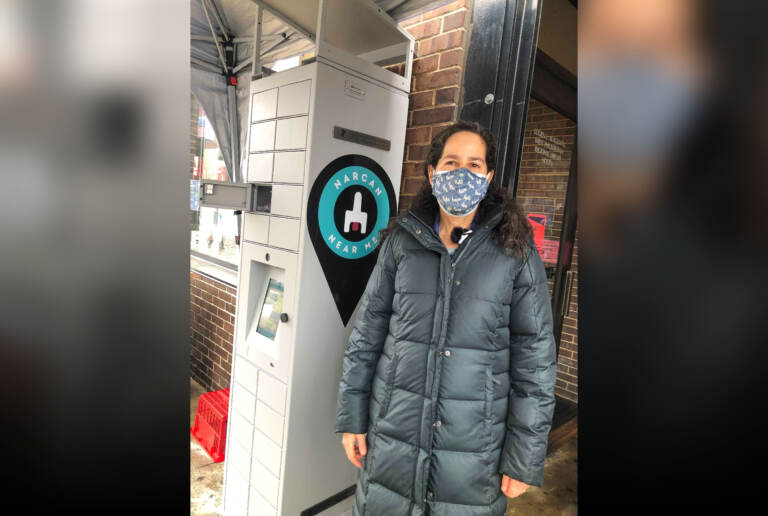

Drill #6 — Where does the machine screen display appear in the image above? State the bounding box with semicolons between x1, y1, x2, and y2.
256;278;284;340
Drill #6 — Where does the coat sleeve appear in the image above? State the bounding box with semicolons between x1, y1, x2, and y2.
334;232;397;435
498;238;558;487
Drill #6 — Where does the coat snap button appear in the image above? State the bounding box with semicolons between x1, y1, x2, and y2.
427;491;433;498
403;217;408;222
416;228;421;234
434;419;442;427
455;280;461;286
444;349;451;357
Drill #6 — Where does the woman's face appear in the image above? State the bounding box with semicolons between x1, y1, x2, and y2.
428;130;495;187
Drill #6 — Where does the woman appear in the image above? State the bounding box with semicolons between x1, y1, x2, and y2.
334;121;557;516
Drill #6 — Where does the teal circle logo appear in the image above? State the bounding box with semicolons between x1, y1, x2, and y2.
318;165;391;258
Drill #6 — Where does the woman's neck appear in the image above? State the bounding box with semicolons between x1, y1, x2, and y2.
437;205;479;247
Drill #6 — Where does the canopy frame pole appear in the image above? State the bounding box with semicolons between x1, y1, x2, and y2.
315;0;327;53
249;0;315;42
261;32;292;57
201;0;228;73
227;83;238;182
191;57;223;74
251;5;263;79
205;0;231;43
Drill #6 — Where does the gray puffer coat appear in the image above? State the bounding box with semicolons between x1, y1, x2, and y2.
334;197;557;516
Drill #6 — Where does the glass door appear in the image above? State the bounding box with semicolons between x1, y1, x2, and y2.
515;96;578;404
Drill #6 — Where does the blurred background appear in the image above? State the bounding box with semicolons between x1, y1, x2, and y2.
579;0;768;512
0;0;190;510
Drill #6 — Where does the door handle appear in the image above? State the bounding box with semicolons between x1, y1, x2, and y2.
561;270;574;318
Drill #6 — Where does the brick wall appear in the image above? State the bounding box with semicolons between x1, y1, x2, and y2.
390;0;471;213
517;97;579;402
190;271;236;391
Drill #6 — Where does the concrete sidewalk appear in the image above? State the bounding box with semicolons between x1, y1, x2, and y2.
190;379;577;515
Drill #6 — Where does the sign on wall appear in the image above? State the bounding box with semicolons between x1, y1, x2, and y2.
307;154;397;325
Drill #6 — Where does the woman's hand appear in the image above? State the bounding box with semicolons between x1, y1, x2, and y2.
341;432;367;469
501;474;530;499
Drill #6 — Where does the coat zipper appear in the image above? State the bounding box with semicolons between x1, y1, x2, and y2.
399;210;496;512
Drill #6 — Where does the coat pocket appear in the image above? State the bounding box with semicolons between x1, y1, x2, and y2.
378;348;399;419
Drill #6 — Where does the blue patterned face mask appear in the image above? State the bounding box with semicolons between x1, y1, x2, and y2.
431;167;491;216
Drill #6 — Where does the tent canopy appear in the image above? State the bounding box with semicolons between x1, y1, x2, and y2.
191;0;451;182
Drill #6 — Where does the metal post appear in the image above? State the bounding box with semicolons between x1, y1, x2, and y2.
248;0;315;42
204;0;231;43
251;6;263;79
201;0;228;73
227;84;239;183
316;0;327;52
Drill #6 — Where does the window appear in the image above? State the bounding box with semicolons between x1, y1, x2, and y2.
190;104;239;267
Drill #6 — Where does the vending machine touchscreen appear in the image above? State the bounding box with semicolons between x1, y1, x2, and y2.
256;278;283;339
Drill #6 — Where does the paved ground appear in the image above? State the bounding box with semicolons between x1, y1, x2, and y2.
190;379;577;515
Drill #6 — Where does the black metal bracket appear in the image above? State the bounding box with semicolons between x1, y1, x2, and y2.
333;126;391;151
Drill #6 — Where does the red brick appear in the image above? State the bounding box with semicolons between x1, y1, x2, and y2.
413;54;439;74
419;30;464;56
402;162;425;179
406;126;431;145
435;87;458;105
413;68;460;91
412;106;454;126
400;13;422;27
422;0;466;21
403;176;427;195
398;194;415;213
406;19;441;40
439;49;462;69
442;10;466;31
408;144;430;161
386;63;405;76
409;91;434;110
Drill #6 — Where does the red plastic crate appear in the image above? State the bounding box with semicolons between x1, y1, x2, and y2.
191;388;230;463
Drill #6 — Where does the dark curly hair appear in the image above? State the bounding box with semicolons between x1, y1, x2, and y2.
379;121;533;260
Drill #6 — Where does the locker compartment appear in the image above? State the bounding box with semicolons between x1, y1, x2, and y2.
255;399;284;446
251;458;280;508
228;438;252;479
230;410;254;454
252;428;283;478
232;383;256;421
257;371;288;416
268;217;300;252
249;120;276;152
249;487;278;516
274;116;308;150
273;151;305;184
243;213;270;244
247;152;274;183
270;185;302;218
277;80;311;117
235;357;259;395
224;464;249;514
251;88;278;122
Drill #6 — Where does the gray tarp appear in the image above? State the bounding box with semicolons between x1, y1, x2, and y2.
190;0;452;182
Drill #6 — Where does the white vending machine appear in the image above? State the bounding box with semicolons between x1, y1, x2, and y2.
210;1;414;514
